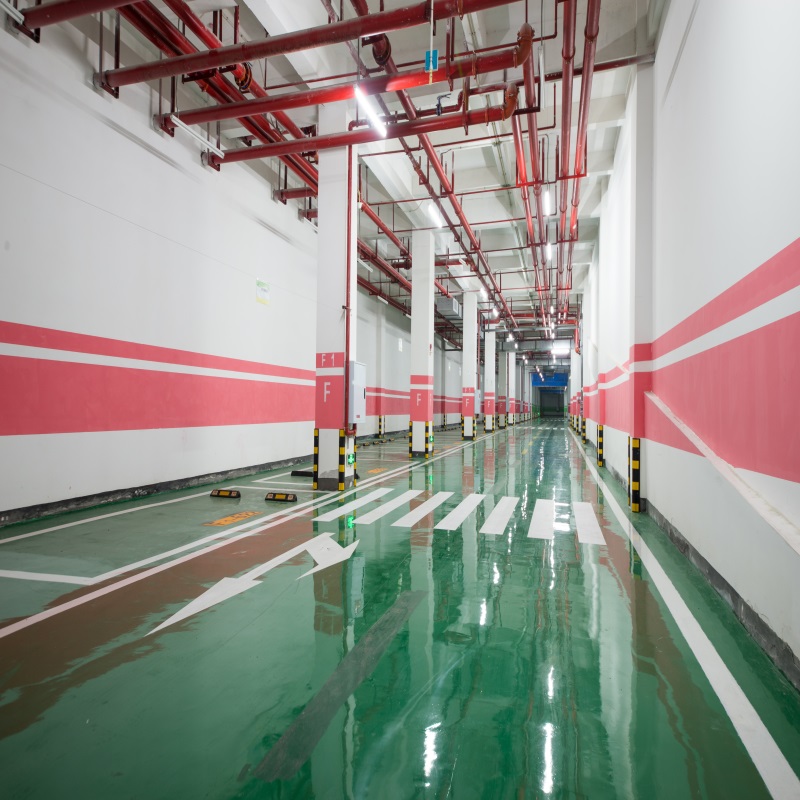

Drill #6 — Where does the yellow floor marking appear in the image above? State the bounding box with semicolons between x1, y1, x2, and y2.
204;511;260;527
367;468;388;474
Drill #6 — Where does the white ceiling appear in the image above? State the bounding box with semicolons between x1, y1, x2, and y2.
183;0;661;349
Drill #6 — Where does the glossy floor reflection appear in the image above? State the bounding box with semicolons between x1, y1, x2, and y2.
1;421;799;799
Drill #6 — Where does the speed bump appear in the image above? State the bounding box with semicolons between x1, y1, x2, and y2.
265;492;298;503
210;489;241;498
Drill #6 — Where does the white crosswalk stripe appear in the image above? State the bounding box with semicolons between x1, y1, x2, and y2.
355;490;424;525
528;499;555;539
436;494;486;531
480;496;519;536
392;492;453;528
315;488;393;522
573;502;607;545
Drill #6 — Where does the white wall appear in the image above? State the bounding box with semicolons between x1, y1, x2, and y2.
584;0;800;668
0;22;317;513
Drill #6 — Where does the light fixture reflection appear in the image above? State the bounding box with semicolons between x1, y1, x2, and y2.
424;723;440;779
542;722;554;794
354;85;387;137
427;201;444;228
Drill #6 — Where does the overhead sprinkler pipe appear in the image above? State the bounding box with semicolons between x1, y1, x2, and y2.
558;0;577;286
209;85;519;166
21;0;128;29
169;34;532;129
522;38;549;307
344;3;532;332
562;0;601;309
99;0;520;89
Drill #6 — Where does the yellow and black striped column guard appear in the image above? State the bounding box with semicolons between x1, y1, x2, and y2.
313;428;319;490
581;417;586;444
631;437;641;512
627;435;631;507
338;428;345;492
408;422;413;459
597;424;604;467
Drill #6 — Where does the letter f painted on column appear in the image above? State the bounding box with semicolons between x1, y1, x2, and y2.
324;382;331;402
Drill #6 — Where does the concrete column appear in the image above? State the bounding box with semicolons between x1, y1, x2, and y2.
461;292;477;439
483;331;496;432
410;229;435;457
314;104;358;490
507;352;516;425
629;65;655;509
498;347;507;429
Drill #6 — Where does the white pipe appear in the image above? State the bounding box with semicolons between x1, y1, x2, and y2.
169;114;225;159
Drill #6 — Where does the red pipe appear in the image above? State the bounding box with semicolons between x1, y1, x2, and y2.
344;147;355;435
558;0;577;291
210;86;518;166
23;0;129;28
563;0;601;309
522;40;549;302
171;40;530;129
100;0;520;89
345;2;530;331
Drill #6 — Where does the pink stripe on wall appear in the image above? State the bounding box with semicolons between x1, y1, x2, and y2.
651;238;800;360
0;356;313;435
0;321;314;382
651;312;800;482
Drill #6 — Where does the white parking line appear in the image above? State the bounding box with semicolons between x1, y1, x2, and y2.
0;492;209;546
0;569;94;585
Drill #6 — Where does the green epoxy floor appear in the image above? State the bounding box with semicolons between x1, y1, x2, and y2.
1;421;799;799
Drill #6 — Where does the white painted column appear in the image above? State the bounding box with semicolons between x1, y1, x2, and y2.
410;229;435;456
483;330;496;432
507;351;516;426
461;292;477;439
314;104;358;490
497;346;507;429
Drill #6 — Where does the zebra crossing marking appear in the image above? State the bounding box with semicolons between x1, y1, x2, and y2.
392;492;453;528
573;502;607;545
315;489;393;522
355;490;424;525
480;496;519;536
528;499;555;539
435;494;486;531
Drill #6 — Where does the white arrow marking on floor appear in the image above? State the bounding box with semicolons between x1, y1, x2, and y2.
480;496;520;536
149;533;359;635
314;488;393;522
436;494;486;530
355;490;424;524
573;502;607;546
392;492;453;528
528;499;555;539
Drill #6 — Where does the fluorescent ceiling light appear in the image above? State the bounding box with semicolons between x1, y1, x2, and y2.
546;241;552;261
492;307;499;318
169;114;225;159
354;86;387;138
550;305;554;314
543;189;552;216
377;296;389;305
427;201;444;228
